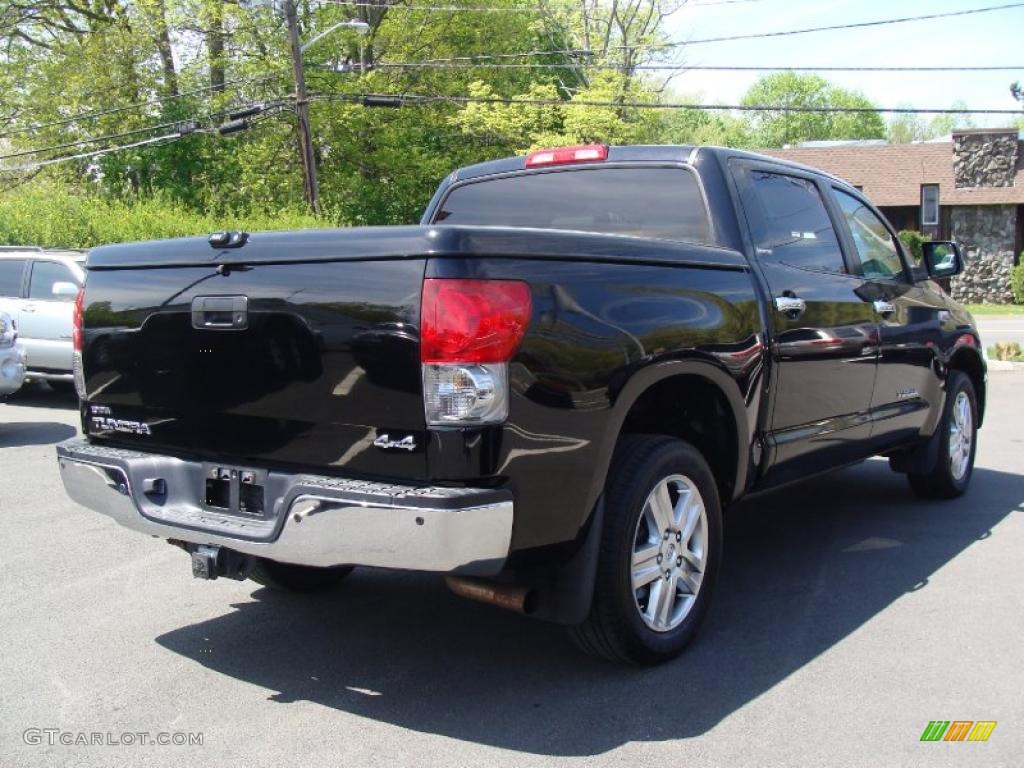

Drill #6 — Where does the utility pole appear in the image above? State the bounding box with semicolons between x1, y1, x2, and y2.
284;0;319;214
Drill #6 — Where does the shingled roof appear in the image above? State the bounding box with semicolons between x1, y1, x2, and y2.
762;134;1024;207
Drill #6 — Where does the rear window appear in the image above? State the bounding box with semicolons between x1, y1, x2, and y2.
433;166;712;244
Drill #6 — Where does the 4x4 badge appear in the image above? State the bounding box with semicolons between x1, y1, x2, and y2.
373;433;417;451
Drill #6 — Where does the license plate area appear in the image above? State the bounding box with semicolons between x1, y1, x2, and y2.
202;464;268;518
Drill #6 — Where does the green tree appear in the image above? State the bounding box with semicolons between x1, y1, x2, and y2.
0;0;689;229
661;103;751;147
887;110;924;144
923;100;975;139
740;72;885;147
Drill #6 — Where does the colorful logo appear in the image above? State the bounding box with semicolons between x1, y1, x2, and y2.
920;721;997;742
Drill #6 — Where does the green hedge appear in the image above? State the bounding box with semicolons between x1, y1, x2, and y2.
1012;258;1024;305
0;184;327;249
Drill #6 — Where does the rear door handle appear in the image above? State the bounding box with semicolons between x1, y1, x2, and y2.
873;299;897;318
774;295;806;319
21;304;36;313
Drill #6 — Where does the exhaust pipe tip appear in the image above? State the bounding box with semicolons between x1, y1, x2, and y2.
445;576;537;615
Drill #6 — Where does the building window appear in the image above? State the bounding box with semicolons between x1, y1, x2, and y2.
921;184;940;227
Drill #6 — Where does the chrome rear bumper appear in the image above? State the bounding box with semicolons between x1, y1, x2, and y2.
56;438;512;575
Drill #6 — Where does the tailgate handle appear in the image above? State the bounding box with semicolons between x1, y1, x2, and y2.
192;296;248;330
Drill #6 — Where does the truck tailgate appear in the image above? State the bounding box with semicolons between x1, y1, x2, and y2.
80;230;428;480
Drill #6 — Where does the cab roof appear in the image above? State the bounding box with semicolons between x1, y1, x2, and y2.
450;144;849;188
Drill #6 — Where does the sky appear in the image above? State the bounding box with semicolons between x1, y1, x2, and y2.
660;0;1024;127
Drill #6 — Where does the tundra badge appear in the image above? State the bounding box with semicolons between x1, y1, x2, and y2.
89;405;153;435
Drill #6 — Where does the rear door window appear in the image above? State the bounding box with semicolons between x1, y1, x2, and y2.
0;260;26;298
433;167;712;244
743;171;847;274
28;260;78;301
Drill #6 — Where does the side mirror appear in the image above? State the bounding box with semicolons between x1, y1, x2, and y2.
922;241;963;279
51;281;80;298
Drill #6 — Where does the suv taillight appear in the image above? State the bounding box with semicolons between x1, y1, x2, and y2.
72;288;84;353
420;279;531;425
72;287;86;399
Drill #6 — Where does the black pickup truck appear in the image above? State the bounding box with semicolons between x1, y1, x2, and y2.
57;145;985;664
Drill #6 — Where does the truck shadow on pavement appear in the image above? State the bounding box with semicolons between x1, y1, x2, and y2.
156;460;1022;756
0;420;77;447
3;383;79;410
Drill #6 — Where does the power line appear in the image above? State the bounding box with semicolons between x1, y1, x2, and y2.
5;4;1016;139
312;91;1024;114
645;2;1024;51
0;75;283;140
411;2;1024;62
370;61;1024;72
322;0;539;11
1;102;292;173
1;134;183;173
321;0;762;11
0;98;280;162
7;91;1015;171
0;121;188;162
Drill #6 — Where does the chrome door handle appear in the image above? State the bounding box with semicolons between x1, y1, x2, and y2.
774;295;806;319
21;305;36;313
873;299;897;318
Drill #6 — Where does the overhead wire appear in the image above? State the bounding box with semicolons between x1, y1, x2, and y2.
1;101;294;173
0;75;285;140
311;91;1024;114
7;3;1022;166
7;88;1015;172
0;121;191;162
368;62;1024;72
0;97;285;162
1;134;184;173
405;2;1024;62
320;0;763;10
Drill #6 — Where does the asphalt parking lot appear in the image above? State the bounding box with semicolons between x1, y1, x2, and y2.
1;375;1021;768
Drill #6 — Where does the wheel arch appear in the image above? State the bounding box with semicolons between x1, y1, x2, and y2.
589;360;751;512
948;346;986;427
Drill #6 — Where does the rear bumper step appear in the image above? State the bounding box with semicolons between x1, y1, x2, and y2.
56;438;513;575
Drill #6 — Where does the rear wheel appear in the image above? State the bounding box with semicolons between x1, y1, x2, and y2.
250;559;354;593
907;370;978;499
571;435;723;665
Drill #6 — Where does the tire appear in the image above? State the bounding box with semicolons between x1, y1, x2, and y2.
907;370;978;500
570;434;723;665
250;559;354;593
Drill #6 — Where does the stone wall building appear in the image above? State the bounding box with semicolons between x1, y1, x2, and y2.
763;129;1024;304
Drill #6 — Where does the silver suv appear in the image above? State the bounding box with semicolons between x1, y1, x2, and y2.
0;247;85;388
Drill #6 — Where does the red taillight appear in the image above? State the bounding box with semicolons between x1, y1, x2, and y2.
525;144;608;167
420;279;532;363
72;288;84;353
